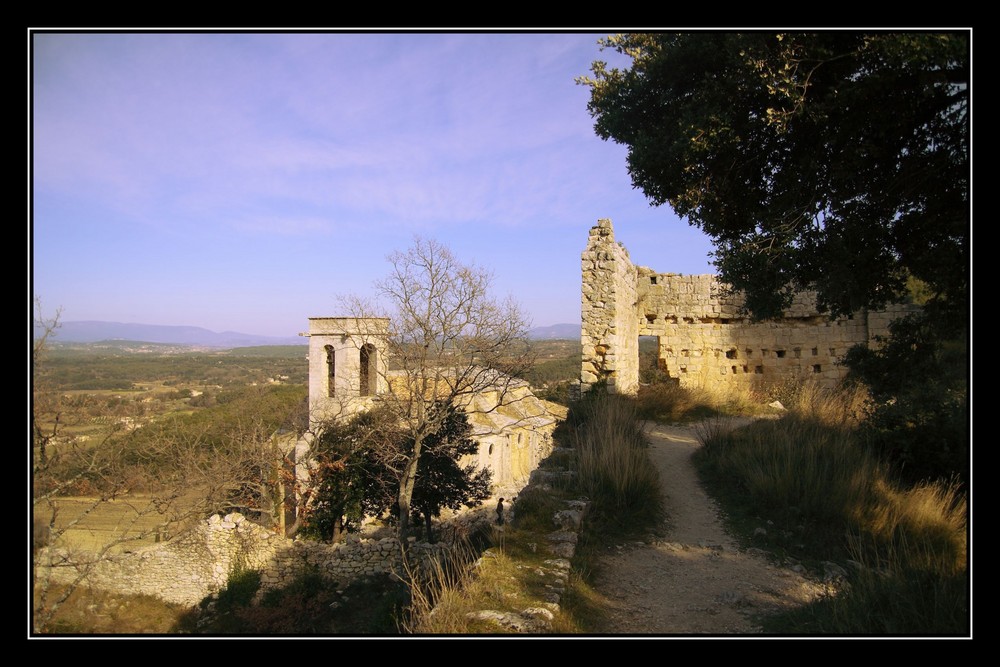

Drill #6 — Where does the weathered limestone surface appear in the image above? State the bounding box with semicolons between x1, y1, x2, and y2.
581;219;917;394
305;317;390;425
462;382;566;496
581;219;640;394
36;512;459;607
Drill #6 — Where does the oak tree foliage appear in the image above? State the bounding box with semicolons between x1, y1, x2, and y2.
306;403;492;543
407;402;492;542
580;33;970;481
580;32;968;321
304;407;398;543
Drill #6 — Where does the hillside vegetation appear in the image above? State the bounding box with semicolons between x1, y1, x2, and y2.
36;336;966;635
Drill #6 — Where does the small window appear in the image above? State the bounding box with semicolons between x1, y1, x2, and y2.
776;350;786;358
360;344;377;396
812;364;822;373
325;345;336;398
650;276;658;285
725;348;737;359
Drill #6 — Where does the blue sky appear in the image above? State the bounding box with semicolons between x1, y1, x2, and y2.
32;32;717;338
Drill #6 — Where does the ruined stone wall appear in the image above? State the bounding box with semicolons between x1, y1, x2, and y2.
580;219;640;394
581;219;917;394
36;513;461;607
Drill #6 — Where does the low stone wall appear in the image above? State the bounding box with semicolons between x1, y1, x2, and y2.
35;512;477;607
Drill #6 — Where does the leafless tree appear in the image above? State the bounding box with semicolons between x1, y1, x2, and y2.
342;238;534;541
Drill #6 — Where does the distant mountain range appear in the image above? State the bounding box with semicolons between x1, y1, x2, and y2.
527;323;580;340
35;321;306;348
35;321;581;348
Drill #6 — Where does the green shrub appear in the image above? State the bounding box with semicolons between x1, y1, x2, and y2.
215;567;261;611
245;570;407;635
184;567;409;635
511;485;566;533
844;313;968;485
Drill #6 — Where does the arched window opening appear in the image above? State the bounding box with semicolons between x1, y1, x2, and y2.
324;345;336;398
360;343;377;396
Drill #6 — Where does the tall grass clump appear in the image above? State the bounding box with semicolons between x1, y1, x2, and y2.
634;381;718;422
860;478;968;574
399;540;482;634
771;480;968;636
830;482;968;635
573;392;662;529
694;384;968;634
696;414;877;533
400;531;582;634
783;381;869;426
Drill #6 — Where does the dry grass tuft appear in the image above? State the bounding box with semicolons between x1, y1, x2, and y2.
693;384;969;634
574;394;662;525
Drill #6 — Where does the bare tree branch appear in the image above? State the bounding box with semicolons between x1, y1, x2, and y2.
337;238;534;541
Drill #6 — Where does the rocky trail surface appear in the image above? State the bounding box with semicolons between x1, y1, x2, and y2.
591;421;828;635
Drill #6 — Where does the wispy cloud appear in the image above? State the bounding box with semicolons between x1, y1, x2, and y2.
32;31;714;336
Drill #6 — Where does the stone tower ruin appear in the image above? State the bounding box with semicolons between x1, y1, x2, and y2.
580;218;913;395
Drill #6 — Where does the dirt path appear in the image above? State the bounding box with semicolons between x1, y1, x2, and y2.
592;420;827;635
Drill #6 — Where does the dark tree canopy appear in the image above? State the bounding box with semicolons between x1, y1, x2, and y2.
581;32;969;321
408;402;492;541
306;403;491;543
305;407;401;542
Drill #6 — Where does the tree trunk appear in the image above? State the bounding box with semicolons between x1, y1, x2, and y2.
331;515;344;543
284;515;302;539
396;437;423;543
424;512;434;544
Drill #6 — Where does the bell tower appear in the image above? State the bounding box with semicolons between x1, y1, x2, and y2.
305;317;390;427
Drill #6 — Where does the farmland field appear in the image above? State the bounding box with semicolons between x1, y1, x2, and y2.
40;496;185;552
